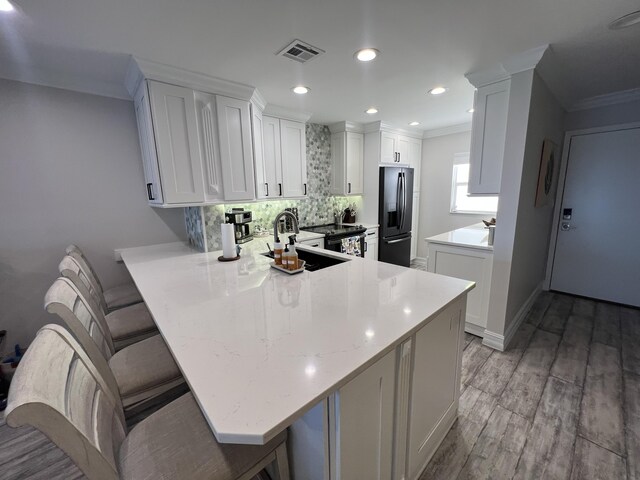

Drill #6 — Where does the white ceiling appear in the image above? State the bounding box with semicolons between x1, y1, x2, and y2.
1;0;639;130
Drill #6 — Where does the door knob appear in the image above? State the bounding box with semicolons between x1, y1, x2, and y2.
561;222;576;231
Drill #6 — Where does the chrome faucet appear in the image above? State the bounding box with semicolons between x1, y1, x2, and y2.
273;210;300;241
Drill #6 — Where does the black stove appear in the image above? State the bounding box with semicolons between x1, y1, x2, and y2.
301;224;366;237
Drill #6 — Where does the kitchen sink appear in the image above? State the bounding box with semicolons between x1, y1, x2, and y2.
261;249;348;272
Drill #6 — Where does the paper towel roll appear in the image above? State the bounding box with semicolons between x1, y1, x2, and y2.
221;223;237;258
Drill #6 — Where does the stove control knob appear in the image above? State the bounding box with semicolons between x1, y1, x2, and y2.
329;230;334;235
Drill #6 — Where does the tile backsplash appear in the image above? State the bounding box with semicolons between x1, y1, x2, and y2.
185;123;363;252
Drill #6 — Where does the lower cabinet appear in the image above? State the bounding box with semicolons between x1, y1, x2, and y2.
404;300;463;479
427;242;493;335
330;349;396;480
364;227;379;260
288;296;466;480
298;238;324;249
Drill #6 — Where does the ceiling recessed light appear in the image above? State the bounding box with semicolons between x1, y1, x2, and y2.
609;10;640;29
292;86;309;95
408;121;420;126
355;48;379;62
428;86;447;95
365;107;378;115
0;0;15;12
467;108;475;113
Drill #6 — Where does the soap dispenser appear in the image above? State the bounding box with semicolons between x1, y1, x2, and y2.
273;237;283;265
282;244;291;270
288;236;298;270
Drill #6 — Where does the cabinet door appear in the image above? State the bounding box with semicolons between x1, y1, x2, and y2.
216;95;256;201
365;237;378;260
333;349;395;480
380;131;397;164
411;192;420;260
406;302;462;479
251;104;268;199
468;79;510;194
133;81;164;204
330;132;346;195
194;91;224;202
148;81;205;204
262;116;284;198
299;238;324;249
280;120;307;197
345;132;364;195
397;135;410;165
408;137;422;192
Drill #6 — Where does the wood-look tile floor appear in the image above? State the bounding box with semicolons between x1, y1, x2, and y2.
421;291;640;480
1;291;639;480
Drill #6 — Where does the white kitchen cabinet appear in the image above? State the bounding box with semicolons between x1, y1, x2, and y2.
216;95;255;201
330;349;396;480
259;116;307;199
381;131;398;164
408;137;422;192
427;241;493;336
468;79;510;195
250;102;267;199
148;80;205;204
364;227;378;260
280;119;308;197
405;299;464;479
330;131;364;195
194;91;224;202
133;81;164;205
411;192;420;260
256;115;282;198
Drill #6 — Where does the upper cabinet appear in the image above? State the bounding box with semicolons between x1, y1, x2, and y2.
468;79;511;195
256;116;307;199
330;123;364;196
215;96;256;201
133;82;164;205
126;59;260;207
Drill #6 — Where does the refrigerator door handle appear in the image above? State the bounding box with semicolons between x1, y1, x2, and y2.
402;172;407;230
386;236;411;244
399;172;406;230
396;173;402;228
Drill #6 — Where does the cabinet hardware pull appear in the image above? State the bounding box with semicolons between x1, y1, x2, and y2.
278;183;283;196
146;183;155;200
364;242;368;252
304;183;307;195
398;152;401;162
265;183;269;196
348;182;351;194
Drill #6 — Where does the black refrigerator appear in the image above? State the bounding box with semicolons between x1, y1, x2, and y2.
378;166;414;267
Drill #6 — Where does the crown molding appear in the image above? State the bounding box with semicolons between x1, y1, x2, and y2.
568;87;640;112
423;122;473;139
124;56;255;101
363;121;424;139
263;105;312;123
250;89;267;111
328;121;365;134
465;45;549;88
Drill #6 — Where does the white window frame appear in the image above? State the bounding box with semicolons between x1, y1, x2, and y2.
450;153;498;215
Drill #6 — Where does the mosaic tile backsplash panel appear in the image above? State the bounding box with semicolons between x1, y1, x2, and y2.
184;206;206;252
191;123;363;251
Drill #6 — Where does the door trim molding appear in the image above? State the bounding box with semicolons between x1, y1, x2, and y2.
544;121;640;290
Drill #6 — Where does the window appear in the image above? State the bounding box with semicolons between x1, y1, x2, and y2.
450;153;499;214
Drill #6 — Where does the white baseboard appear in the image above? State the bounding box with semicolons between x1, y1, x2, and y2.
411;256;427;267
464;322;486;338
482;282;542;351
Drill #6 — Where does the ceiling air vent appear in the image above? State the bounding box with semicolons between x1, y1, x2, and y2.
277;40;325;63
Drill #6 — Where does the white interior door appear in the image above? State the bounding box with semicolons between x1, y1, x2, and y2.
550;126;640;306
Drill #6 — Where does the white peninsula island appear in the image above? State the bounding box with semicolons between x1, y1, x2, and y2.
121;241;473;480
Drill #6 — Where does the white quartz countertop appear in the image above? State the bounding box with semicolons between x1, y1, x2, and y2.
425;223;494;251
121;242;473;445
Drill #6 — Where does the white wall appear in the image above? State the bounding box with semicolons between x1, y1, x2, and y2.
0;79;186;354
417;131;487;258
486;71;565;343
565;99;640;131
